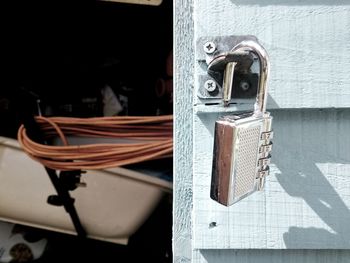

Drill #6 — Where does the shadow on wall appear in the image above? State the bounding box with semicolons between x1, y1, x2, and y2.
230;0;350;6
196;101;349;249
272;108;350;248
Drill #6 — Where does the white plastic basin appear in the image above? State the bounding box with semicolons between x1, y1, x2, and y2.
0;136;172;245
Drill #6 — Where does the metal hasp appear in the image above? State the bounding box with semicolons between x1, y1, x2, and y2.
210;39;273;206
197;35;260;102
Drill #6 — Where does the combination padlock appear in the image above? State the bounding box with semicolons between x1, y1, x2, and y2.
210;40;273;206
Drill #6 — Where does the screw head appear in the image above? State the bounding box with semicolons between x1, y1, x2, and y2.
203;41;216;54
204;80;217;92
240;81;250;91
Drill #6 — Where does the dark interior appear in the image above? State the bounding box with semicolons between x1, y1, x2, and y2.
1;0;173;136
1;0;173;262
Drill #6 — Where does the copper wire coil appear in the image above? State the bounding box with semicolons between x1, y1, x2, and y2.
18;115;173;171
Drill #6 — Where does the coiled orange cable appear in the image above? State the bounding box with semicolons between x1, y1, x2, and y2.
18;115;173;171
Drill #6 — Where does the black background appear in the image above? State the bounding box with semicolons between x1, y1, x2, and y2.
1;0;173;136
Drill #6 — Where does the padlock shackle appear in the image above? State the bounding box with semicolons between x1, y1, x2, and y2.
230;40;270;114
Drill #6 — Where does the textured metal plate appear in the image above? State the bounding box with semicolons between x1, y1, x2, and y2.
233;125;261;198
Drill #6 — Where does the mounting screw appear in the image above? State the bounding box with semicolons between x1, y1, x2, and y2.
240;81;250;91
209;222;217;228
203;41;216;54
204;80;217;92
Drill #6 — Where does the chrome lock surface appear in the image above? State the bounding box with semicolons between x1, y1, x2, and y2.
210;40;273;206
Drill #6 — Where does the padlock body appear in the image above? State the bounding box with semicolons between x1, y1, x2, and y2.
211;112;272;206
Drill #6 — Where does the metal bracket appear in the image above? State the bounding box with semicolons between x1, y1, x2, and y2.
196;35;260;102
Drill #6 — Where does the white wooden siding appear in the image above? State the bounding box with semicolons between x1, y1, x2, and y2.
174;0;350;262
174;0;194;261
194;0;350;109
193;249;350;263
193;109;350;249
